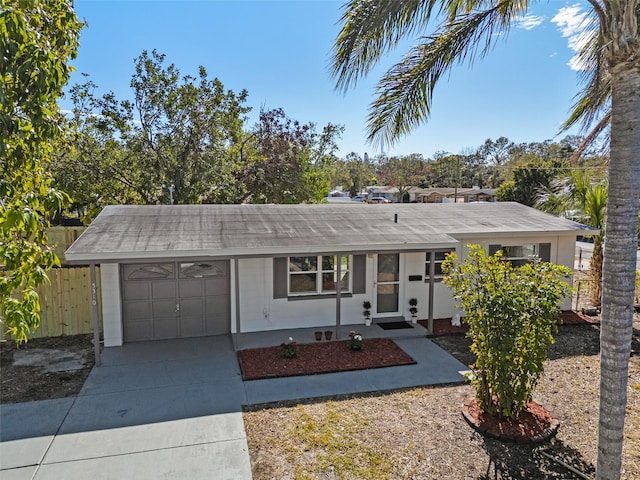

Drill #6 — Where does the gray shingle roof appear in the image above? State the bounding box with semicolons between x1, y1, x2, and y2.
65;202;590;263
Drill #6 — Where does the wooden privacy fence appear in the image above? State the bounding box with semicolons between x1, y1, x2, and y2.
26;266;103;339
47;226;87;263
3;227;103;340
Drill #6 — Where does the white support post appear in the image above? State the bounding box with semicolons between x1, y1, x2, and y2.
90;263;101;366
335;253;343;340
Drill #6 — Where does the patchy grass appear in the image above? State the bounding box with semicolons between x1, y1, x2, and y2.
244;323;640;480
287;403;394;479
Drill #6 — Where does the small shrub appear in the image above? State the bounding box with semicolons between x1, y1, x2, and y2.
442;244;571;420
348;331;363;350
409;298;418;316
362;300;371;319
281;337;298;358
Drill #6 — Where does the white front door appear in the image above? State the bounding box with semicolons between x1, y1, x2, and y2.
374;253;401;317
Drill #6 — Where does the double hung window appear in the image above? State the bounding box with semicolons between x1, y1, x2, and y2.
288;255;350;295
425;249;454;281
489;243;551;266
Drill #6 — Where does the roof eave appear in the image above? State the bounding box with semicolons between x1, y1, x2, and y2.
65;239;460;264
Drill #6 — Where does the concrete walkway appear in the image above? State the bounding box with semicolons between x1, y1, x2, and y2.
1;332;467;479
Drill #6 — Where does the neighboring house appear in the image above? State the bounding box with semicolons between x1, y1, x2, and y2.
460;187;496;203
415;187;496;203
366;186;424;202
415;188;458;203
65;203;591;348
366;186;399;202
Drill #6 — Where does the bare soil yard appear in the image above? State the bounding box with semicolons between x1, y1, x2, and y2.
244;320;640;480
0;334;94;404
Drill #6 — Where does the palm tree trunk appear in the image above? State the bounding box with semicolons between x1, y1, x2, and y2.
596;64;640;480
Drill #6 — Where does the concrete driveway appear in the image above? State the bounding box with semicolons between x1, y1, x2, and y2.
1;333;467;479
0;335;251;480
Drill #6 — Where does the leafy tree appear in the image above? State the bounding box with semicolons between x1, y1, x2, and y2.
55;50;250;214
495;160;561;206
53;78;140;220
425;152;462;188
332;2;639;477
239;108;339;204
442;245;571;419
476;136;514;166
345;152;377;196
1;0;83;342
378;153;426;201
129;50;250;204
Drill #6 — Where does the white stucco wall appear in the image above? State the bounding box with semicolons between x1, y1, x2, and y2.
402;252;456;321
103;232;578;342
456;235;576;310
100;263;123;346
235;252;460;332
236;257;366;333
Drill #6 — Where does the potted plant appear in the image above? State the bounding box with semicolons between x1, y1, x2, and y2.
409;298;418;323
363;300;372;326
280;337;298;358
348;331;363;350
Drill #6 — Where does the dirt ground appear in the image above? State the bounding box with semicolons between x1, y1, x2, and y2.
243;318;640;480
0;334;94;404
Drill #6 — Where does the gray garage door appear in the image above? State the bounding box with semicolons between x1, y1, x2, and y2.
121;261;231;342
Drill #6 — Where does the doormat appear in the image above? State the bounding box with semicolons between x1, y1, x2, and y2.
377;321;414;330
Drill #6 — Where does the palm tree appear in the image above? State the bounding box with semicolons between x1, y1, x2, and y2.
537;171;608;306
332;2;639;479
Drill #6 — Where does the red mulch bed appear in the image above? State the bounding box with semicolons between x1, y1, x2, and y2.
421;310;598;336
462;397;559;444
420;317;469;336
237;338;416;381
559;309;600;325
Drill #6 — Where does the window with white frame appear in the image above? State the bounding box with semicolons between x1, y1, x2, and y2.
425;249;454;281
489;243;551;266
288;255;350;295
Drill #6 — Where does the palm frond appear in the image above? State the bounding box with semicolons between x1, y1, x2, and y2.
561;9;609;133
570;111;611;161
583;182;608;229
535;182;573;216
332;0;441;92
366;2;527;147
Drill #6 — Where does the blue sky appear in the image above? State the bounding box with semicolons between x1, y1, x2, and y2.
62;0;593;158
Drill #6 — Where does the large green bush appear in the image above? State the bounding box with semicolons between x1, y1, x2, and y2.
442;244;572;419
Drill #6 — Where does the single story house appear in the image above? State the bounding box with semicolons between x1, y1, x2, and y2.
415;187;496;203
65;203;591;354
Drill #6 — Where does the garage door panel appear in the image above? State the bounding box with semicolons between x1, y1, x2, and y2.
206;315;229;335
153;316;178;339
151;281;176;299
178;279;203;298
123;301;152;320
204;277;229;295
123;282;150;301
180;298;203;317
152;299;176;317
125;320;153;342
205;295;230;335
122;261;230;342
180;316;206;337
205;296;230;315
